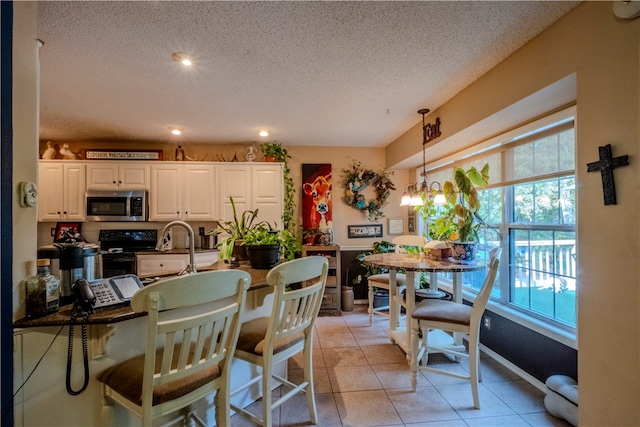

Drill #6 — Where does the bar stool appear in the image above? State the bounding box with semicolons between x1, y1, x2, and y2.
230;256;329;426
410;247;501;408
97;270;250;426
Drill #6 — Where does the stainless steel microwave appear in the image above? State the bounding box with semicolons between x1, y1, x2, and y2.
86;190;148;221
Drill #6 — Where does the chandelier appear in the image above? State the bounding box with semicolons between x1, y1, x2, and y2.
400;109;446;206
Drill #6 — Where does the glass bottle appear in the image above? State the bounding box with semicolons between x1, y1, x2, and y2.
25;259;60;318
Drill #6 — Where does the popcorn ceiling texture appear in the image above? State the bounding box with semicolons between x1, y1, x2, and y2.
36;1;578;147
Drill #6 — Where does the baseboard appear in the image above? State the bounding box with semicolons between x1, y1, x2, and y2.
479;343;546;393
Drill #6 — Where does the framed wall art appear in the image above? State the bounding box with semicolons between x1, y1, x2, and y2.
348;224;383;239
54;222;82;243
302;163;333;233
388;218;404;235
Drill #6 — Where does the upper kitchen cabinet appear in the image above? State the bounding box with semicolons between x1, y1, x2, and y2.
218;163;284;228
149;163;218;221
86;162;150;190
38;161;86;222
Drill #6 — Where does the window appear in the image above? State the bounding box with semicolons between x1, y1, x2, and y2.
423;107;576;331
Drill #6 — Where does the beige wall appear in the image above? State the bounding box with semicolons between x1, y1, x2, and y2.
13;1;640;425
386;2;640;425
12;3;39;319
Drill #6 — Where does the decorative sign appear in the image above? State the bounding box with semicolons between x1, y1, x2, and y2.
586;144;629;205
423;117;442;145
348;224;383;239
84;149;163;160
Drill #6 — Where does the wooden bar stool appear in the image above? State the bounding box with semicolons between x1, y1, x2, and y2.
230;256;329;426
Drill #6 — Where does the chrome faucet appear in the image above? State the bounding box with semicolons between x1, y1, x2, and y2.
156;220;197;275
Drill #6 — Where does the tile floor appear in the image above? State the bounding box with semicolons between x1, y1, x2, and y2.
231;304;572;427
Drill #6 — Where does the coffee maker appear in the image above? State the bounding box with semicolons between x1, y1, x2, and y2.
37;243;101;305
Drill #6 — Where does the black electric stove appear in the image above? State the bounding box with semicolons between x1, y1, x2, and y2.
99;229;157;277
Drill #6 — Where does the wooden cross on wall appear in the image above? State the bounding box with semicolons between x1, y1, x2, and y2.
586;144;629;205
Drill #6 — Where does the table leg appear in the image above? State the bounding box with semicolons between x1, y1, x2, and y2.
404;271;417;361
452;272;463;346
388;269;398;337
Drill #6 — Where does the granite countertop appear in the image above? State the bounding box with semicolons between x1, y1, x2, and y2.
14;262;270;329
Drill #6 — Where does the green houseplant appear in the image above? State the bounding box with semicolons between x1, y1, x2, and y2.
243;223;302;269
443;163;490;242
210;196;268;261
442;163;490;261
260;141;296;234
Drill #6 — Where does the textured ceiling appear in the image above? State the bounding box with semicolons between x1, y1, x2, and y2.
36;1;579;148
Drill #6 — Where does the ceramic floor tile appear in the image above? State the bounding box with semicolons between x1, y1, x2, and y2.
318;331;359;348
417;360;473;387
462;414;531;426
289;347;325;369
483;379;546;414
373;363;414;390
232;306;551;426
519;411;574;427
435;383;515;419
288;366;333;394
322;347;369;367
327;365;383;392
403;420;468;427
230;395;280;426
351;326;395;347
386;386;461;424
279;392;343;427
334;390;403;426
360;344;408;365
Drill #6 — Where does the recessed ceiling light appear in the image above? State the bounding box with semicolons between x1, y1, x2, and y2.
169;127;182;136
259;129;269;137
171;52;193;66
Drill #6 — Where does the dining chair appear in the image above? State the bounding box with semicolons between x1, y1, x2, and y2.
410;247;502;408
97;270;250;426
367;235;427;325
230;256;328;426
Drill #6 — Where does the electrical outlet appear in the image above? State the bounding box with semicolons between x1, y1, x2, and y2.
50;228;55;237
483;315;491;330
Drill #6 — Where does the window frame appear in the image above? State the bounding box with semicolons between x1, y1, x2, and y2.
419;106;577;348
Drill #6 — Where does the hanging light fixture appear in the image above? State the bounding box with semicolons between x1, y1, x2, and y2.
400;108;445;207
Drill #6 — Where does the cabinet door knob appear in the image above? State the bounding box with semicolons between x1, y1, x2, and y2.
112;180;116;184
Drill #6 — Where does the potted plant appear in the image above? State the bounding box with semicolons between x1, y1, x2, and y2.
243;223;281;269
260;141;290;162
209;196;268;261
302;227;323;245
443;163;490;261
243;223;302;269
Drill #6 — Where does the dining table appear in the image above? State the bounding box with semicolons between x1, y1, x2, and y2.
362;252;487;360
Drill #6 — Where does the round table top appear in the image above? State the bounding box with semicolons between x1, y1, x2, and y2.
362;252;486;273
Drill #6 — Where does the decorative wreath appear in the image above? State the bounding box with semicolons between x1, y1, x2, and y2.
342;161;396;221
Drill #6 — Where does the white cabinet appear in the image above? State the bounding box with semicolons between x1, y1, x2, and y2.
136;251;220;277
218;163;283;228
149;163;218;221
38;161;86;221
86;162;150;190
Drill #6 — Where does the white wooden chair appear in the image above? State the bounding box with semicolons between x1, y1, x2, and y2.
230;256;328;426
97;270;250;426
367;235;427;325
410;247;501;408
